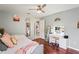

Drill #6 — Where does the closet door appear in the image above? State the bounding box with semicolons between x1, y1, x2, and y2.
34;21;40;38
34;20;45;39
39;20;45;39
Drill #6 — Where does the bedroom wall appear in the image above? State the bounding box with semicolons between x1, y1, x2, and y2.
0;11;44;40
43;7;79;50
0;11;26;35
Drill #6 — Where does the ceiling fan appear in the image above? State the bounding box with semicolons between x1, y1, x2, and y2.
29;4;46;13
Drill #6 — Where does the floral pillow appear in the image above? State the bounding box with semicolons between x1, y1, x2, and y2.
0;32;14;48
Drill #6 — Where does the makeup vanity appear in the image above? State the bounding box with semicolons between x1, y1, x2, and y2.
48;26;68;49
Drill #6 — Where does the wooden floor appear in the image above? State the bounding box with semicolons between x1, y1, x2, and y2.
33;38;79;54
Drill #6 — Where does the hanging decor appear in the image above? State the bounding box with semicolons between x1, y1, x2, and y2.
13;15;20;22
54;18;61;22
26;19;30;37
34;21;40;36
77;21;79;28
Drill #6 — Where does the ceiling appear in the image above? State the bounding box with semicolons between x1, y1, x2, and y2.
0;4;79;18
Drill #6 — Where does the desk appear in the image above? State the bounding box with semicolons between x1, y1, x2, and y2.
49;34;67;49
49;34;59;50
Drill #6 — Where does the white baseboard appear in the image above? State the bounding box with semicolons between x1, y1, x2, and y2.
68;46;79;51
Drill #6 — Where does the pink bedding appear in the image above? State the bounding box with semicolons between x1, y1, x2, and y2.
15;41;38;54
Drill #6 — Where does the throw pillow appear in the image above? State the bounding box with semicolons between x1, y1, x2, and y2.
0;32;14;48
11;36;17;45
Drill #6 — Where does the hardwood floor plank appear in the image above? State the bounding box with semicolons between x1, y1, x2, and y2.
33;38;79;54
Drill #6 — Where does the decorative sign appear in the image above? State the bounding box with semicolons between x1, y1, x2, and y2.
13;15;20;22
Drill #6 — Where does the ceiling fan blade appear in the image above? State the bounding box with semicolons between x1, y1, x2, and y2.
42;4;46;8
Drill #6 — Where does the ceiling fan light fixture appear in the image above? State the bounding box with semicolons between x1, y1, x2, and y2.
29;4;46;14
37;10;42;13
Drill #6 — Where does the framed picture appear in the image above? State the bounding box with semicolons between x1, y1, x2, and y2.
77;21;79;28
55;27;60;33
55;27;60;30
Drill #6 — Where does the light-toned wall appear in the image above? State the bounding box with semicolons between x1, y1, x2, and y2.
0;12;26;35
0;12;36;39
0;12;44;40
43;7;79;50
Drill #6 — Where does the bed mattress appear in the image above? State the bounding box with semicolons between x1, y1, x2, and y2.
0;35;39;54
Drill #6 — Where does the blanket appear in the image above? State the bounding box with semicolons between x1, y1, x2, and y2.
15;41;38;54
